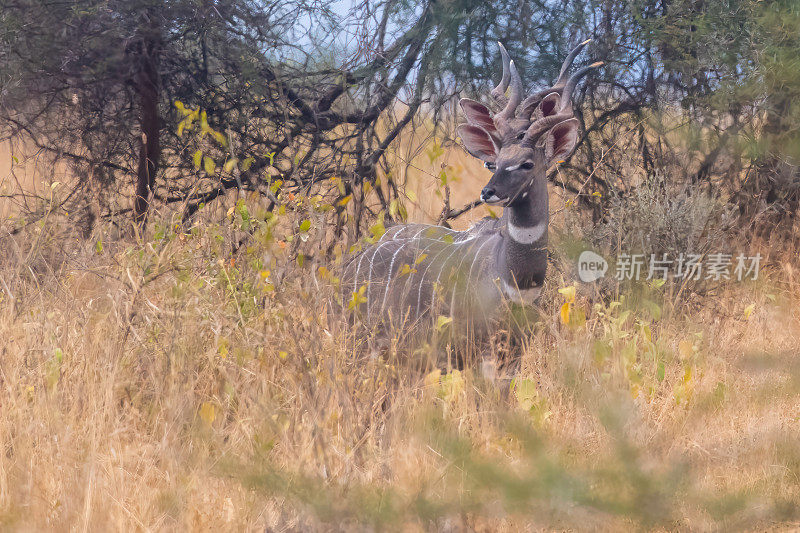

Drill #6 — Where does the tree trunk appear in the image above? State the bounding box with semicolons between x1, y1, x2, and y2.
132;29;162;227
753;94;800;223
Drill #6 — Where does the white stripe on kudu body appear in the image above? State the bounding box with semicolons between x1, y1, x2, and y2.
366;240;394;321
380;242;405;312
415;238;457;312
430;238;477;308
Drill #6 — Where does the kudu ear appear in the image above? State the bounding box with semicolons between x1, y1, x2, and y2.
533;92;561;120
459;98;497;134
544;118;579;164
457;124;498;162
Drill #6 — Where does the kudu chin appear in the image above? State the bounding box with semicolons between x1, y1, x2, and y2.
341;40;602;363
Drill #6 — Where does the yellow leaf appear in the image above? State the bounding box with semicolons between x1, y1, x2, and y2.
348;285;367;310
630;383;640;399
331;176;346;195
440;370;464;399
435;315;453;332
570;306;586;328
558;285;576;303
200;110;209;136
743;303;755;320
223;158;238;173
424;369;441;390
369;220;385;240
513;378;538;411
199;402;216;426
203;156;216;174
399;264;416;276
338;195;352;206
560;302;571;325
278;350;288;360
193;150;203;169
212;130;228;147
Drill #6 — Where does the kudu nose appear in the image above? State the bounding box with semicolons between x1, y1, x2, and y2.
481;186;495;202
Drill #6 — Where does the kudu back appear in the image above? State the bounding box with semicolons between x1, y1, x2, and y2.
342;41;602;353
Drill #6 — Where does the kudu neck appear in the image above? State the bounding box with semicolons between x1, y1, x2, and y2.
507;175;549;234
501;175;549;289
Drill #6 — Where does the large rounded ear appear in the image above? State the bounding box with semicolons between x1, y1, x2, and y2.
545;118;579;164
459;99;496;134
457;124;498;162
533;92;561;120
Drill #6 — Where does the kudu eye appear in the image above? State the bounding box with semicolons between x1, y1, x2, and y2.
516;132;525;140
520;161;534;170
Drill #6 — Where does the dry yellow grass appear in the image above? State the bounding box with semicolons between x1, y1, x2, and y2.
1;143;800;531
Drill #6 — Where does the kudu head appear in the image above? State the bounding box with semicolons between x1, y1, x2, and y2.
457;40;602;206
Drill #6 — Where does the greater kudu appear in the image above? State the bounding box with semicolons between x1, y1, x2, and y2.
342;41;601;345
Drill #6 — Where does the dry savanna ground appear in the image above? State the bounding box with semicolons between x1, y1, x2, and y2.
1;138;800;531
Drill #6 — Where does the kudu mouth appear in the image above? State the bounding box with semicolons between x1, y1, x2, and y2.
480;184;509;205
481;172;537;206
480;192;507;205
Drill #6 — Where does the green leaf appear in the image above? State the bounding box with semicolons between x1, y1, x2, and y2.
439;370;464;400
513;378;538;411
223;158;238;173
369;220;385;240
299;219;311;232
212;130;228;147
435;315;453;332
203;156;216;174
241;157;255;171
236;201;250;222
593;340;611;365
427;141;445;163
642;298;662;321
193;150;203;169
